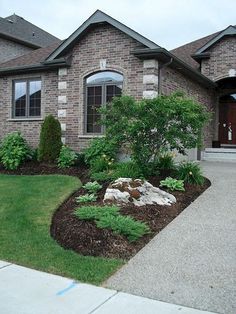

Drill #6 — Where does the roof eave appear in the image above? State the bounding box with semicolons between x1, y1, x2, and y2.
0;59;69;76
133;48;216;88
0;31;41;49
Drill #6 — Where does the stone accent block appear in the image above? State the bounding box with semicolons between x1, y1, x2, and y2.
143;74;158;85
143;90;158;99
58;81;67;89
58;95;67;104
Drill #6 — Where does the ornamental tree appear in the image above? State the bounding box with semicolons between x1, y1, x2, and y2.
100;92;210;169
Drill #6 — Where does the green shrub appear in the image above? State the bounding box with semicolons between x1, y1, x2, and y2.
90;171;114;182
156;152;176;171
0;132;31;170
75;194;97;203
112;161;144;179
160;177;185;191
38;115;62;163
83;181;102;193
75;205;150;242
176;162;204;185
100;93;210;173
90;155;115;173
84;137;119;169
57;145;77;168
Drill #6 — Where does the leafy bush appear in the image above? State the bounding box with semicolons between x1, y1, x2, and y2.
84;137;119;169
83;181;102;194
57;145;77;168
0;132;31;170
75;205;150;242
90;154;115;173
112;161;144;179
160;177;185;191
100;93;210;173
75;194;97;203
156;152;176;171
38;115;62;163
90;171;114;182
176;162;204;185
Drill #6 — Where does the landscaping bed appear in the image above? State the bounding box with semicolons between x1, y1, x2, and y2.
50;175;210;260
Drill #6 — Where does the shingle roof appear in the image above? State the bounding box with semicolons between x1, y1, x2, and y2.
171;31;221;69
0;40;62;69
0;14;59;48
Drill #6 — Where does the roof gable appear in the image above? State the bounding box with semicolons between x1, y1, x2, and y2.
46;10;159;61
194;25;236;55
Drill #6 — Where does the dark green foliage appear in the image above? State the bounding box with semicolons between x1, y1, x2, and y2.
100;93;210;173
176;162;205;185
160;177;185;191
58;145;77;168
75;205;150;242
90;171;114;182
0;132;31;170
156;152;176;171
38;115;62;163
84;137;119;170
112;161;144;179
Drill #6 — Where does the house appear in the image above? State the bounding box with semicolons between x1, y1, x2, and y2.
0;10;235;160
0;13;59;63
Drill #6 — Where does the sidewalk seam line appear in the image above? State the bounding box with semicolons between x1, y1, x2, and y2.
0;264;12;270
88;291;118;314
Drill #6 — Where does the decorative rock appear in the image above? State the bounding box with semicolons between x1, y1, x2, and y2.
103;178;176;207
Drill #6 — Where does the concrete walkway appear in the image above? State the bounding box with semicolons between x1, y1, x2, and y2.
0;261;216;314
106;162;236;314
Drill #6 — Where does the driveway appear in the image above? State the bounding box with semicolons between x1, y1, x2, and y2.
106;162;236;314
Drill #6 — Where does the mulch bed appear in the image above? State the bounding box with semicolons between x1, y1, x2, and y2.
0;161;210;260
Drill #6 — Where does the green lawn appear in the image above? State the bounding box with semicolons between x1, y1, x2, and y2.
0;174;123;284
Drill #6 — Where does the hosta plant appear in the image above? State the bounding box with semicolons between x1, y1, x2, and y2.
160;177;185;191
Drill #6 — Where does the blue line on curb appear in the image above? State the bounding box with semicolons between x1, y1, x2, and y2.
56;281;77;296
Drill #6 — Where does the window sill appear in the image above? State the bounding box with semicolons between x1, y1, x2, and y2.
8;118;43;122
78;134;104;139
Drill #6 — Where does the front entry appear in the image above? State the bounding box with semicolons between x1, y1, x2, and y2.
219;94;236;145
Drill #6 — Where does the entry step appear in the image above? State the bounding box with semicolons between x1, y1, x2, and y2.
202;148;236;161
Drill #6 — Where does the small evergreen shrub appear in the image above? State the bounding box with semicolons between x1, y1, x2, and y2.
160;177;185;191
75;205;150;242
0;132;31;170
176;162;204;185
83;181;102;194
38;115;62;163
57;145;77;168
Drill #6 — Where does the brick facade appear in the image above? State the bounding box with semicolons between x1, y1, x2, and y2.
0;37;33;63
201;37;236;82
1;22;233;153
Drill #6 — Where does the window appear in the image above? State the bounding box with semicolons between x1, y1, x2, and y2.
86;71;123;134
13;79;41;118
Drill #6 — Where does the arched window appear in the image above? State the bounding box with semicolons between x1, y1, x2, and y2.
85;71;123;134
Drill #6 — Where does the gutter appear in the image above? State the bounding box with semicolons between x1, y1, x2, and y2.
133;47;216;89
158;57;173;94
0;58;70;76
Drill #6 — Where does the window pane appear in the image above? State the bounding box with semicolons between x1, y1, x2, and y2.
14;81;26;117
106;84;122;103
86;71;123;84
87;86;102;133
29;80;41;116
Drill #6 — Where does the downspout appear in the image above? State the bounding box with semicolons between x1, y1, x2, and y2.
158;57;173;95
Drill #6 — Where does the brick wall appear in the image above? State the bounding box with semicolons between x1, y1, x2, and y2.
161;66;216;147
0;37;33;63
201;36;236;81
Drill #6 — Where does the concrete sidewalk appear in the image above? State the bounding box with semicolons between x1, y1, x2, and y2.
106;162;236;314
0;261;217;314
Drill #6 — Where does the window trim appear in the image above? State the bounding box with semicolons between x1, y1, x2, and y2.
12;77;42;119
85;71;123;135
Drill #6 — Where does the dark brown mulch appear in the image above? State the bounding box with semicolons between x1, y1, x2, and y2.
0;161;210;260
50;176;211;260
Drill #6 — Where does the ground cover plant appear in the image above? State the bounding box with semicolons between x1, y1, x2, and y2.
0;174;122;284
75;205;150;242
160;177;185;191
58;145;78;168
